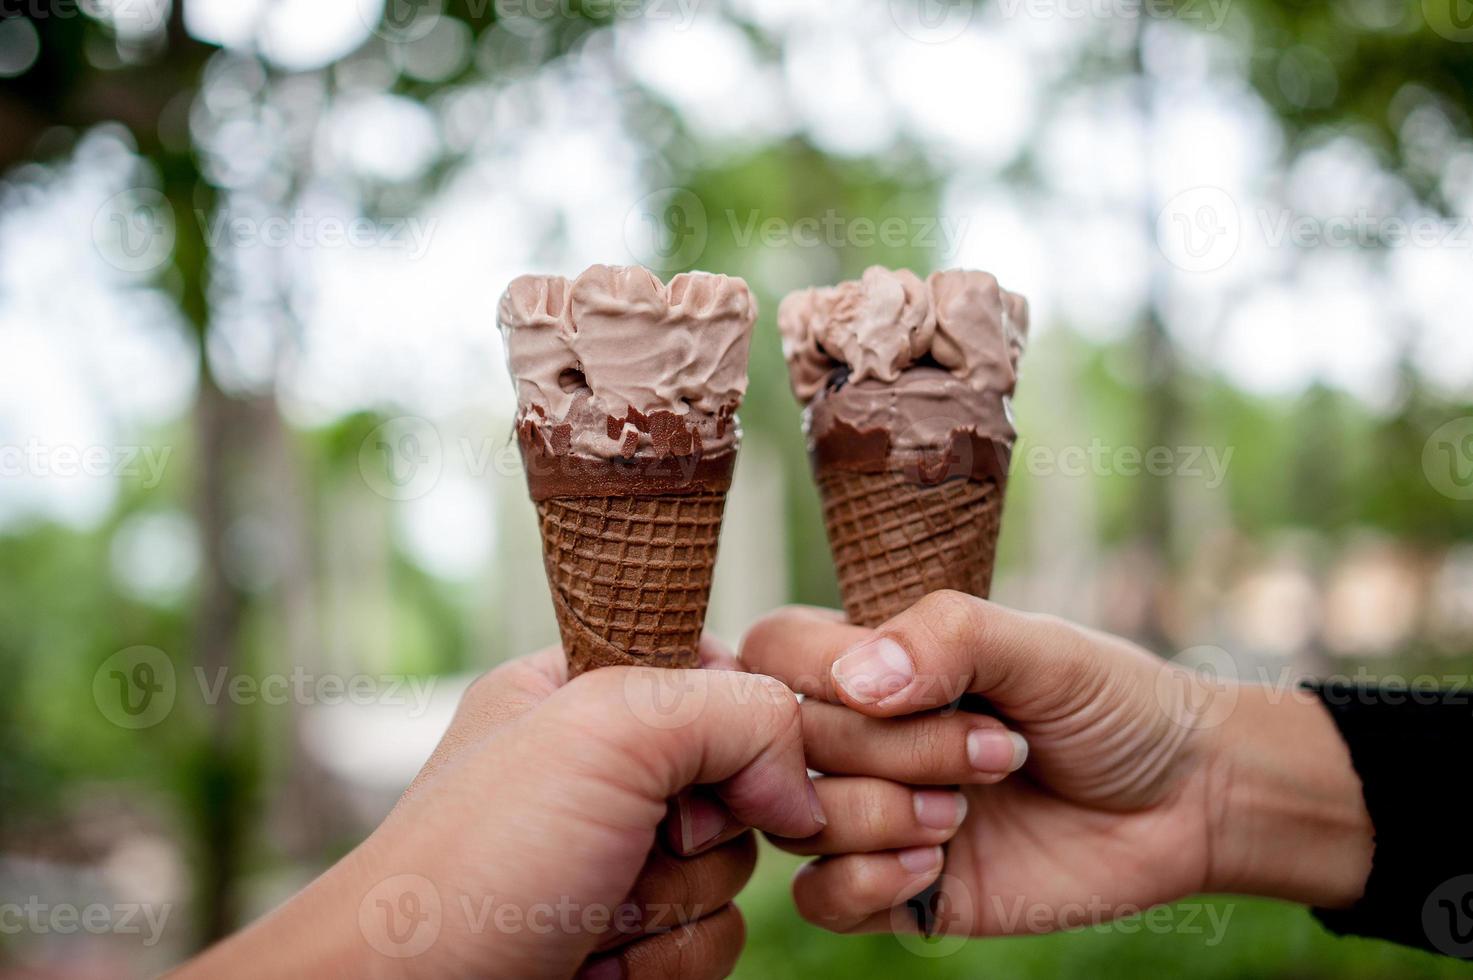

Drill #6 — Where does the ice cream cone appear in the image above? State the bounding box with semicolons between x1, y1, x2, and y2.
499;265;757;675
814;464;1003;627
779;267;1028;625
535;489;727;674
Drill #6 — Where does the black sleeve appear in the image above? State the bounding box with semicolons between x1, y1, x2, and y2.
1305;679;1473;958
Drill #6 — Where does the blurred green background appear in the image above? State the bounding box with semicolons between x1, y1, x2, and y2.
2;0;1472;976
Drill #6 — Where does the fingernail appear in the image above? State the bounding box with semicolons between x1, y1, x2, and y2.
913;790;967;831
968;729;1028;774
831;637;913;705
806;780;828;828
675;793;728;854
575;956;624;980
897;845;944;875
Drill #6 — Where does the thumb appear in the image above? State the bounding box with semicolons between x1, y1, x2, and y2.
828;590;1092;718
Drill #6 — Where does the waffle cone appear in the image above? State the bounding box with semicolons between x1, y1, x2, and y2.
815;465;1003;628
535;491;728;676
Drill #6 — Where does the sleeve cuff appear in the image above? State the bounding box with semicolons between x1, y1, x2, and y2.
1305;679;1473;958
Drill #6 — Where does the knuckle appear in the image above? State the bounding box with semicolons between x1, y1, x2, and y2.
743;672;800;726
910;721;953;777
838;855;888;906
737;611;790;666
459;666;508;712
856;784;895;841
915;589;981;647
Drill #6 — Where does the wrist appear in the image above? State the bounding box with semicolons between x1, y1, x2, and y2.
1202;683;1373;909
169;850;379;978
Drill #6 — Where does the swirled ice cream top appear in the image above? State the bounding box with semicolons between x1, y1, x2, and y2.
498;265;757;460
777;267;1029;450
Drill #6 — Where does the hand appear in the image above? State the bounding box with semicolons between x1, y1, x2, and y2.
175;639;824;978
740;592;1374;937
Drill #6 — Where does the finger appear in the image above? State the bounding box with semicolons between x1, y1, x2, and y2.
801;700;1028;784
791;849;945;933
594;833;756;952
663;790;747;857
739;606;867;702
828;591;1087;717
580;904;745;980
697;633;740;672
766;778;965;856
541;667;826;840
400;646;567;801
817;591;1093;718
